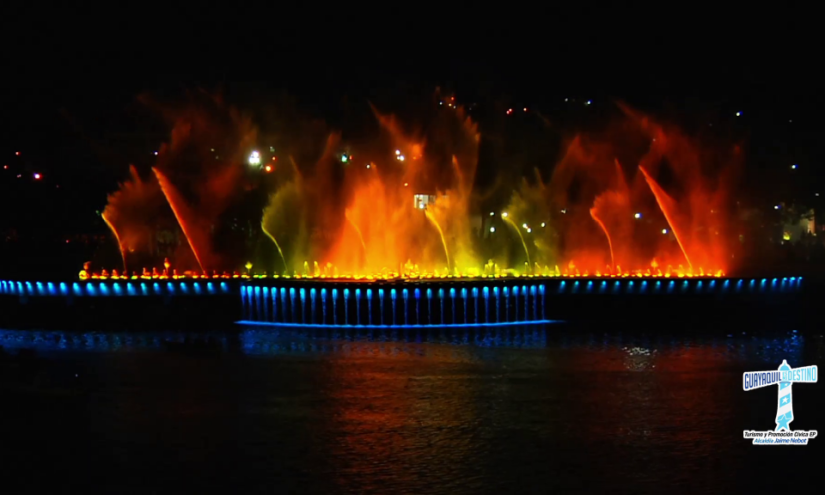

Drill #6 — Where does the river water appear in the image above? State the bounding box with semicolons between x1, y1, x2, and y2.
1;325;822;494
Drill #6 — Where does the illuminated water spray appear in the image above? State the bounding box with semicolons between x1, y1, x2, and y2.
639;166;692;269
344;210;367;260
261;222;288;274
501;213;531;268
152;168;206;273
101;212;127;272
424;210;451;272
590;208;615;269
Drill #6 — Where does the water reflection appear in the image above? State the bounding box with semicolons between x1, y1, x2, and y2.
0;327;809;366
1;325;820;493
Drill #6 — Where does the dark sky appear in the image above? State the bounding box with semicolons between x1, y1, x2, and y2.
1;10;822;232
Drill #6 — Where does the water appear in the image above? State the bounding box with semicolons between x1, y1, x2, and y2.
1;325;822;494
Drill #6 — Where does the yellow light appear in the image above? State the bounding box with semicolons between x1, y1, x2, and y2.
541;222;546;227
501;212;508;218
264;165;272;172
783;232;791;241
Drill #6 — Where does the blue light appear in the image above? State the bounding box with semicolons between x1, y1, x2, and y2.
207;282;215;294
236;319;558;330
167;282;175;294
220;282;228;292
113;283;122;295
194;282;202;294
47;282;56;295
86;283;96;296
415;288;421;299
559;281;566;292
180;282;188;294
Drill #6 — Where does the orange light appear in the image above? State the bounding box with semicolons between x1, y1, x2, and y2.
265;165;272;172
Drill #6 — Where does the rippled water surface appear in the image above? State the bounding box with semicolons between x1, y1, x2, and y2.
1;325;822;494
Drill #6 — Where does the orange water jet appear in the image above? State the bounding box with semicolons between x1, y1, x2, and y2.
101;212;127;273
638;165;692;269
152;168;207;273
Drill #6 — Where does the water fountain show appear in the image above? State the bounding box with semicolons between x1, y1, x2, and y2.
0;92;804;328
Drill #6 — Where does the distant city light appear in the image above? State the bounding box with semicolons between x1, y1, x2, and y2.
404;182;408;187
248;151;261;166
560;209;566;214
366;163;371;169
523;108;527;112
16;174;21;178
662;229;668;234
736;111;742;117
33;173;41;179
3;165;7;169
775;205;780;210
264;165;272;172
816;193;820;197
506;109;513;115
341;154;348;163
541;222;546;227
634;213;642;219
15;152;20;156
395;150;401;155
489;212;494;216
398;155;405;161
490;227;496;233
791;164;797;169
522;223;528;229
585;100;592;106
527;228;532;233
501;212;508;218
153;151;158;155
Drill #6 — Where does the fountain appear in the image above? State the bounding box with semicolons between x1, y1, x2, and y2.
0;93;804;330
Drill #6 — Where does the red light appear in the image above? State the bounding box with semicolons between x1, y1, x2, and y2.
3;165;7;169
15;151;20;156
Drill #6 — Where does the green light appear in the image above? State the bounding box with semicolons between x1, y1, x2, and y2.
341;155;348;163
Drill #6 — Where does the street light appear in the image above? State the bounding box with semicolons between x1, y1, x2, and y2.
249;151;261;167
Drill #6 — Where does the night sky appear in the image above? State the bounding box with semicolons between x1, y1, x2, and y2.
2;11;823;235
